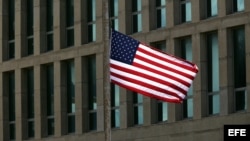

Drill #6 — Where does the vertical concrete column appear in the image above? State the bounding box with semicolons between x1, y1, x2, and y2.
75;57;84;134
54;0;66;50
0;0;8;62
119;88;133;128
74;0;83;46
143;93;159;125
118;0;126;32
166;0;174;28
142;0;150;32
192;33;207;119
54;61;67;136
15;0;26;59
96;53;104;131
15;69;28;140
34;0;46;54
0;72;9;140
218;0;226;17
218;29;233;115
191;0;200;23
34;65;46;138
245;24;250;112
245;0;250;12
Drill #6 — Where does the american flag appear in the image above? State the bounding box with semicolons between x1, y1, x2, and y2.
110;30;198;103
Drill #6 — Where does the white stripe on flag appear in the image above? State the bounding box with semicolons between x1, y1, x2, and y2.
111;75;181;101
110;59;189;91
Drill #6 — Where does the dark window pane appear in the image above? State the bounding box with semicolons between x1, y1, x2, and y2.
46;0;53;31
89;112;97;130
27;69;34;119
8;42;15;59
157;102;163;121
88;56;97;110
8;0;15;40
27;38;34;55
9;72;15;121
111;109;120;128
47;33;53;51
28;121;34;138
47;65;54;116
48;118;54;135
235;90;246;111
9;123;15;140
66;0;74;27
68;115;75;133
67;28;74;47
66;61;75;113
27;0;33;36
233;28;246;88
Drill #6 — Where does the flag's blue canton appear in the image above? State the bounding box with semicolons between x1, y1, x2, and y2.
111;30;140;64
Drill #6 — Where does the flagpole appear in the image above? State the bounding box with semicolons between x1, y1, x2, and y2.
103;0;111;141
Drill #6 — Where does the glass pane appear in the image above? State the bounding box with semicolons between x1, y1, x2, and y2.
48;118;54;135
89;112;97;130
47;33;53;51
237;0;244;11
68;115;75;133
235;90;246;111
88;56;97;110
8;42;15;59
186;2;192;22
46;0;53;31
9;72;15;121
88;0;96;21
233;28;246;88
66;0;74;27
67;61;75;113
9;123;15;140
115;85;120;106
211;0;218;16
27;0;34;36
27;69;34;119
28;121;34;137
8;0;15;40
138;105;143;125
111;109;120;128
212;94;220;114
47;65;54;116
162;102;168;121
187;98;193;118
28;38;34;55
67;28;74;47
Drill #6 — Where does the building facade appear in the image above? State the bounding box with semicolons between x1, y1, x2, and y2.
0;0;250;141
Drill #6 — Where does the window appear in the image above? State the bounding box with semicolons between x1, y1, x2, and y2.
4;71;15;140
133;93;143;125
45;64;54;136
151;41;166;52
46;0;53;51
180;37;193;118
227;0;245;14
206;32;220;115
65;60;75;133
110;0;119;30
66;0;74;47
111;84;120;128
206;0;218;17
87;0;96;42
27;0;34;55
156;0;166;28
232;27;246;111
132;0;142;33
25;68;34;138
233;0;245;12
8;0;15;59
87;55;97;131
180;0;191;23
